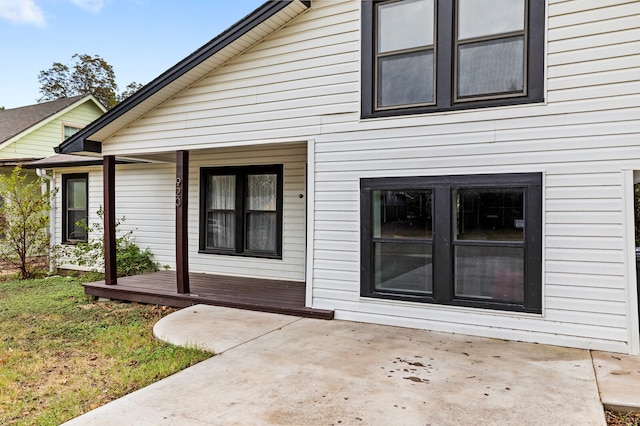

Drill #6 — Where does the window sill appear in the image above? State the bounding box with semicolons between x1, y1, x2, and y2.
362;96;545;121
360;294;543;316
198;250;282;260
62;240;87;245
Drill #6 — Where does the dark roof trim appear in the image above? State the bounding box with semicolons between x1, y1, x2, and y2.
56;0;310;155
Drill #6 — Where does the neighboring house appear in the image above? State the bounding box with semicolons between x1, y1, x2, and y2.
51;0;640;354
0;96;106;165
0;96;106;250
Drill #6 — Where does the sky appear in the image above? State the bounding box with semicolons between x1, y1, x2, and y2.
0;0;266;109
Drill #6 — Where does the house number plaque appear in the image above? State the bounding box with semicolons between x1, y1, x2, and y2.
176;177;182;207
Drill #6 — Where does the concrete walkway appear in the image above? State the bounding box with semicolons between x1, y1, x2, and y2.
63;305;640;425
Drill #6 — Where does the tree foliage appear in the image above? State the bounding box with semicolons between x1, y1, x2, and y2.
0;166;54;279
38;54;142;109
117;82;144;103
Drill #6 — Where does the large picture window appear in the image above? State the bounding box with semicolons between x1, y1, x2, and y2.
199;165;283;259
361;173;542;313
362;0;545;117
62;174;88;243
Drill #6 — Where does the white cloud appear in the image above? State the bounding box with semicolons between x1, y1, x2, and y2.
0;0;45;26
69;0;105;14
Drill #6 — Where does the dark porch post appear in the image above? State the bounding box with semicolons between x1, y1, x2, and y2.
103;155;117;285
176;150;190;294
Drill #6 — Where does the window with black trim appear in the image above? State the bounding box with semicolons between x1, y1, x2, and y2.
199;165;283;259
361;173;542;313
62;174;88;243
362;0;545;117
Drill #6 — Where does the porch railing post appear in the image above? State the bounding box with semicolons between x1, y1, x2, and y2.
176;150;190;293
103;155;117;285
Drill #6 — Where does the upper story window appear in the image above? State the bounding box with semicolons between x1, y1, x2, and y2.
63;125;82;140
362;0;545;118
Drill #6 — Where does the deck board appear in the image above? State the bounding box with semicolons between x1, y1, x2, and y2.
82;271;333;320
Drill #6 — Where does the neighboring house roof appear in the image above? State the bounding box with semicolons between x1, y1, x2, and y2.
25;153;135;168
0;95;107;156
0;96;83;144
25;153;105;168
56;0;311;155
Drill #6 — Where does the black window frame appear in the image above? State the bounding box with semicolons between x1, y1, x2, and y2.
199;165;284;259
361;173;542;313
361;0;545;118
62;173;89;244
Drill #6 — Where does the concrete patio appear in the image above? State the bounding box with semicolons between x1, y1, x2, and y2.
63;305;640;425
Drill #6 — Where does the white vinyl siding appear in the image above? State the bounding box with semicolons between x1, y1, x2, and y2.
102;0;359;156
52;163;176;269
91;0;639;353
189;143;307;281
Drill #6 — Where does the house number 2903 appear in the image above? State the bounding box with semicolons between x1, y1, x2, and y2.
176;177;182;207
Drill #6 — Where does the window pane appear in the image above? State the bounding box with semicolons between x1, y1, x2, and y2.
64;125;81;140
374;242;433;295
206;212;235;249
246;212;276;252
458;0;525;40
457;36;524;98
454;245;524;303
373;190;432;239
67;179;86;209
67;210;87;241
208;175;235;210
455;187;524;241
378;50;434;107
378;0;434;53
247;174;277;211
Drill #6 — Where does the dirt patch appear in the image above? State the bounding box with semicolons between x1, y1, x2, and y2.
606;409;640;425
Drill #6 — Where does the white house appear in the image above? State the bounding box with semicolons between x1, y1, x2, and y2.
50;0;640;354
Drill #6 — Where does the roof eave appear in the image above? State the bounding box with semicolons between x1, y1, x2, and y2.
56;0;311;155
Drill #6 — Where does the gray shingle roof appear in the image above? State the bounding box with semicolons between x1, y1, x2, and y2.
0;96;84;144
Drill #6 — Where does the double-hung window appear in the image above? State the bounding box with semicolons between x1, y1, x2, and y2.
361;173;542;313
199;165;283;259
362;0;545;117
62;174;88;243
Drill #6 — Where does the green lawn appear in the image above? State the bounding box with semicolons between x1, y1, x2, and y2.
0;276;213;425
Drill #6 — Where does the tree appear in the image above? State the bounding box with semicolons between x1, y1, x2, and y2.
118;81;144;103
0;166;54;279
38;53;130;109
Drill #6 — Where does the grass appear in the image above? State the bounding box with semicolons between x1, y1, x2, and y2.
607;410;640;426
0;276;213;425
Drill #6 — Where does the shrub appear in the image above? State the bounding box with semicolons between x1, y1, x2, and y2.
54;207;162;277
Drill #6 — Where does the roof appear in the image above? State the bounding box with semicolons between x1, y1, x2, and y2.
24;154;104;168
56;0;311;155
0;96;85;144
24;153;135;168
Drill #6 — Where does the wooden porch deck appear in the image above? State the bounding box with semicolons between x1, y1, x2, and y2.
82;271;334;320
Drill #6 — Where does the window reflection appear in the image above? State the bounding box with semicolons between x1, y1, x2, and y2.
373;190;432;239
455;187;524;241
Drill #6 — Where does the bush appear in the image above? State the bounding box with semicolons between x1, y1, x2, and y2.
54;207;162;277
